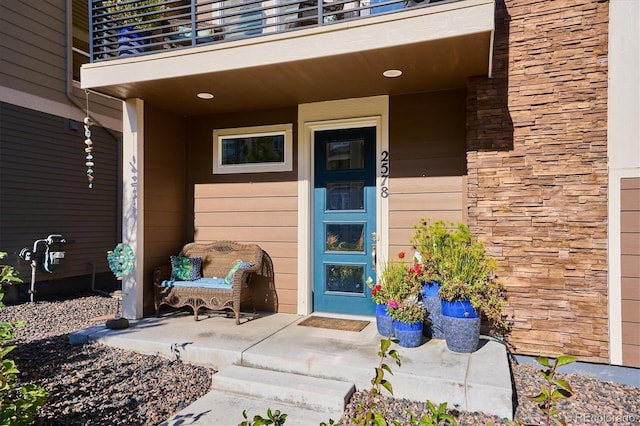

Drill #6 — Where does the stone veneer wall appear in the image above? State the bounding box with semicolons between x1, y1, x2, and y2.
467;0;609;363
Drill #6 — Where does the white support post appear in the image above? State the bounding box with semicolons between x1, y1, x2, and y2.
121;99;145;320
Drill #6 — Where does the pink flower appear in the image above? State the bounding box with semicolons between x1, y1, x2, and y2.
388;300;398;309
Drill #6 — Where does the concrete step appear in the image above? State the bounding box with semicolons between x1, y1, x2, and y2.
160;390;344;426
161;365;355;426
212;365;356;413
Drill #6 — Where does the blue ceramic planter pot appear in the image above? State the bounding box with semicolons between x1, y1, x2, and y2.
441;300;480;353
421;281;444;339
422;281;440;297
441;300;478;318
394;320;423;348
375;304;394;337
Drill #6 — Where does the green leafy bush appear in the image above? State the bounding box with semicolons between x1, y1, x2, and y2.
530;355;576;426
0;252;48;425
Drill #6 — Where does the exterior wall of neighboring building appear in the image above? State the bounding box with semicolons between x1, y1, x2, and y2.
467;0;610;363
0;0;123;301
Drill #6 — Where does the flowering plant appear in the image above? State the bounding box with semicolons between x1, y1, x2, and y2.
368;252;421;305
386;299;426;324
367;277;387;305
410;220;471;283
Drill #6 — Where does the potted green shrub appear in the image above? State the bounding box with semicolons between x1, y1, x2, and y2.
410;219;472;339
437;224;509;352
102;0;166;55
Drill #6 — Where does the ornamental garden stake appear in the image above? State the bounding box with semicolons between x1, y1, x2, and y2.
106;243;135;329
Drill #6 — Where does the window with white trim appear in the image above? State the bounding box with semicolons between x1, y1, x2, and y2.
213;123;293;174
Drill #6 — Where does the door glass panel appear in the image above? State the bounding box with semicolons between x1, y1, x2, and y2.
325;264;365;293
326;224;365;252
326;182;364;210
326;140;364;170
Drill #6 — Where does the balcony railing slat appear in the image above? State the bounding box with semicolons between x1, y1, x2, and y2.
89;0;450;62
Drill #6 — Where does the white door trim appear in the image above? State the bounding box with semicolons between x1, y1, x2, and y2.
297;96;390;315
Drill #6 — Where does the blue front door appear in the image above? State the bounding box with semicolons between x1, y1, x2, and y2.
313;127;377;315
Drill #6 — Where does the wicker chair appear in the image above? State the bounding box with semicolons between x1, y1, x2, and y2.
153;241;264;324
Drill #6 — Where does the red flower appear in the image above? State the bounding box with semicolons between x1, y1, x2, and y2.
371;288;377;296
398;251;405;259
375;284;381;290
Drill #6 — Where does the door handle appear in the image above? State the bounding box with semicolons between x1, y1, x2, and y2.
371;244;376;271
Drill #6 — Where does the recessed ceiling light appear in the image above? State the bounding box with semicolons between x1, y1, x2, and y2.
197;92;214;99
383;69;403;78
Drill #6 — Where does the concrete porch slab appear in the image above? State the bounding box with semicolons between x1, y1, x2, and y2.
69;310;513;420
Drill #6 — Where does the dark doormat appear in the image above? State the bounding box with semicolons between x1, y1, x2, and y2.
298;316;370;332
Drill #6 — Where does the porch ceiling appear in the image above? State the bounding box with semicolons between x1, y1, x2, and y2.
81;0;495;116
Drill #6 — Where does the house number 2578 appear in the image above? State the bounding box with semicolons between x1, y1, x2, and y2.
380;150;389;198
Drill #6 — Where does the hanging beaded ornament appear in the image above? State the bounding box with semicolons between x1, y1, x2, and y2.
84;91;94;188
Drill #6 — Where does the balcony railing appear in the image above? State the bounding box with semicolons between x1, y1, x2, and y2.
89;0;450;62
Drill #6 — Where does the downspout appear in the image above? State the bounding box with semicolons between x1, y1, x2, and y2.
65;0;125;292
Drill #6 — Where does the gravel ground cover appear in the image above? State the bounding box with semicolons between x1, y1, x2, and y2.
1;294;638;425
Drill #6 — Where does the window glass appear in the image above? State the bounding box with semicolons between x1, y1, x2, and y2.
221;134;285;165
325;264;365;294
326;140;364;170
326;182;364;210
326;224;365;252
213;124;292;174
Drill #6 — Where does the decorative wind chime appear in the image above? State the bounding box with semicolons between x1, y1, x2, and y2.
84;91;95;189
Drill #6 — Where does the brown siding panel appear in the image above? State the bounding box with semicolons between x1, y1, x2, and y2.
183;108;300;313
1;2;121;126
193;181;298;314
142;106;188;314
0;102;120;289
621;177;640;367
388;91;467;256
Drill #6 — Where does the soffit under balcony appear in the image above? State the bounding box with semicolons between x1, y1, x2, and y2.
81;0;495;116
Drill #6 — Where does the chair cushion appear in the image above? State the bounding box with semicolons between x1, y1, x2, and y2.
225;260;253;284
161;277;232;289
170;256;202;281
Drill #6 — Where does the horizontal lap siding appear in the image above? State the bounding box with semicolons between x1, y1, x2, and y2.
1;1;67;105
389;176;466;256
0;102;119;282
388;91;467;257
621;177;640;367
143;106;188;315
194;181;298;314
1;1;121;127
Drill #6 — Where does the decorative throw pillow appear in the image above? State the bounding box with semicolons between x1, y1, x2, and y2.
224;260;252;284
170;256;202;281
